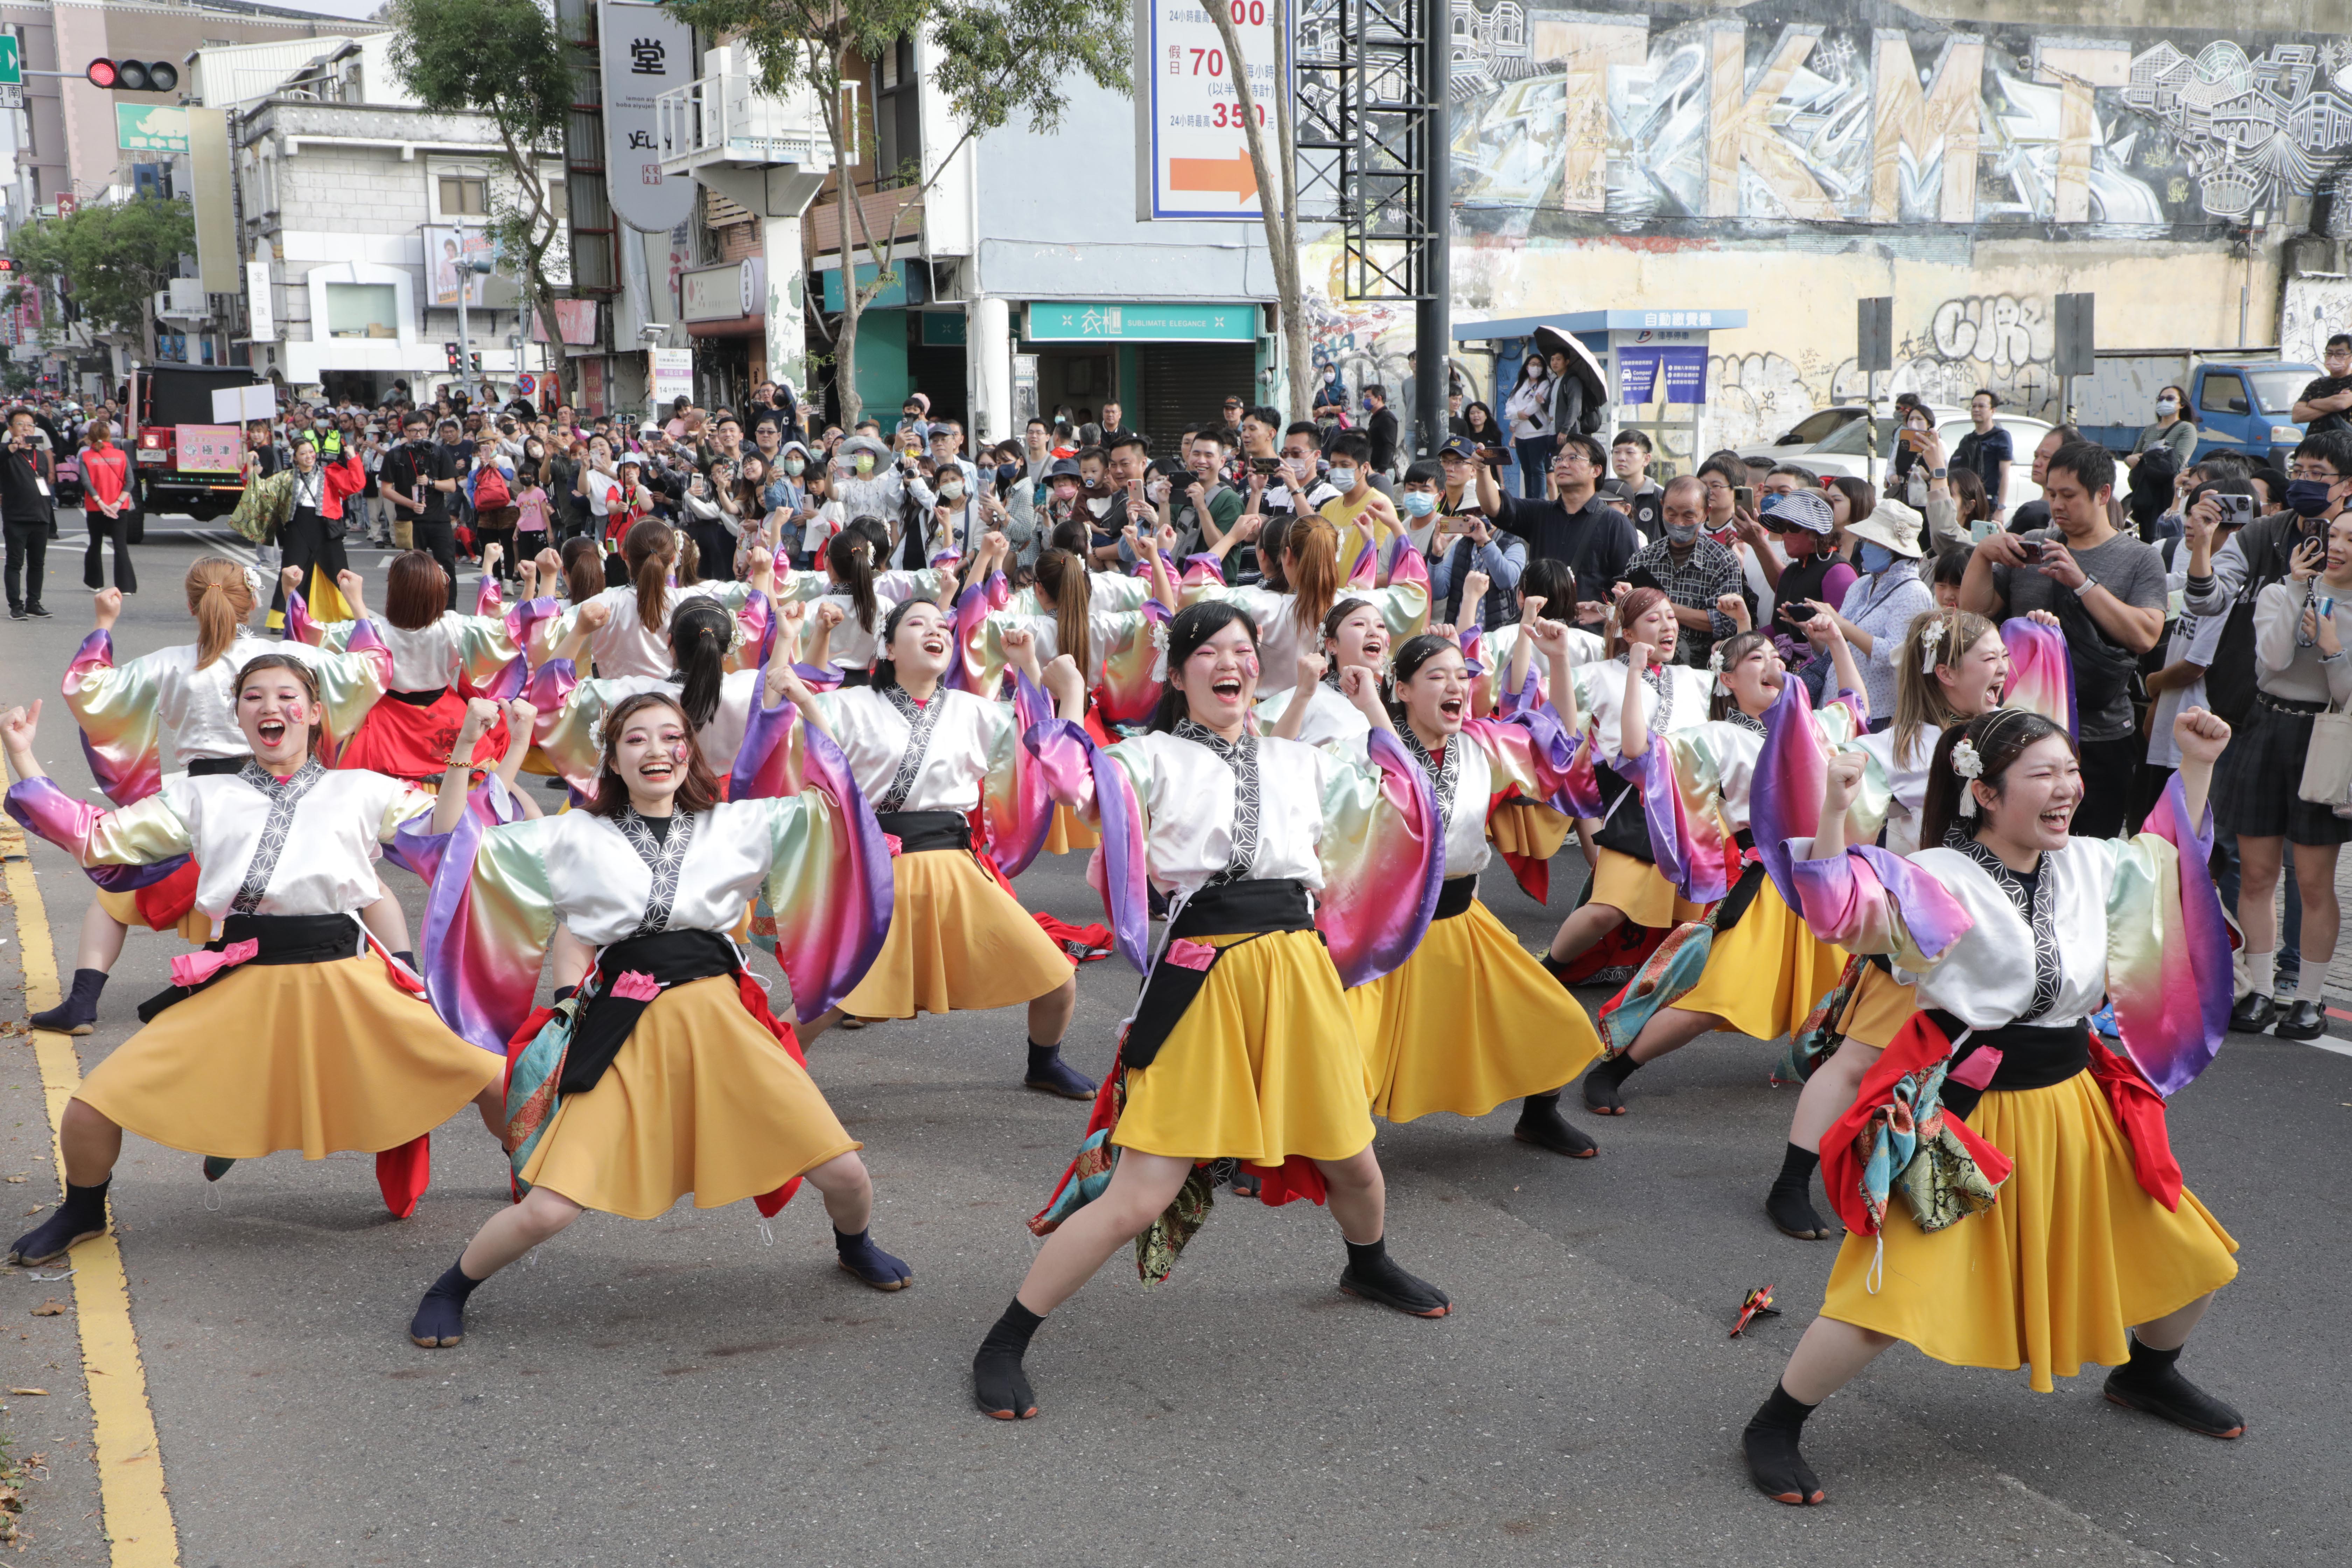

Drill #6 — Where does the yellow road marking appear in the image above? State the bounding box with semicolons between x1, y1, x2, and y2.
3;824;181;1567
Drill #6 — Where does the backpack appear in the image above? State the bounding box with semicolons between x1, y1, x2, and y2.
472;463;511;511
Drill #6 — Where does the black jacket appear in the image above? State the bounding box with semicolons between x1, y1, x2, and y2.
0;440;54;526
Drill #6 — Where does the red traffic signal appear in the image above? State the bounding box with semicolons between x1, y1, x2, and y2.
86;59;179;93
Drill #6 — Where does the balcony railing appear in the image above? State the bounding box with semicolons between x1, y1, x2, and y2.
656;71;830;173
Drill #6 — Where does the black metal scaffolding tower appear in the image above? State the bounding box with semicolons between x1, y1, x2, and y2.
1293;0;1450;454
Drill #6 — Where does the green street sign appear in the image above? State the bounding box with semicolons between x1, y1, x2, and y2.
1025;302;1258;343
0;38;20;86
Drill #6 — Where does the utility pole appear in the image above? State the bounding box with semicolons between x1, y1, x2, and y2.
454;227;475;406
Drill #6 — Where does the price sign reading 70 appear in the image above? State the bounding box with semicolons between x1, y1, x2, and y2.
1134;0;1286;222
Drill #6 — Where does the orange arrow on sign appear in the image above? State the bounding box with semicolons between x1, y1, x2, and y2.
1169;149;1257;203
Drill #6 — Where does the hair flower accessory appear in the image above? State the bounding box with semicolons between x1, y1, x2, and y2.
1918;616;1946;673
1950;737;1984;817
1707;645;1726;676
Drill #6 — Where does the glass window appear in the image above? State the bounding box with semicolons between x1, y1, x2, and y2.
438;175;489;216
2199;373;2248;415
324;283;399;338
2245;370;2308;413
1778;408;1857;447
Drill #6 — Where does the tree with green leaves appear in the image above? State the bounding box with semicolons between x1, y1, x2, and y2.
385;0;572;399
1;198;196;360
667;0;1130;425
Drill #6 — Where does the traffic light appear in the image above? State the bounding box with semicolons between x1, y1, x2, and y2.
444;342;461;371
85;59;180;93
469;351;484;374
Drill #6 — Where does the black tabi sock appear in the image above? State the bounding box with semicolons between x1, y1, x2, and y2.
2106;1336;2245;1436
2120;1337;2182;1380
1595;1054;1643;1090
1742;1382;1825;1503
65;967;108;1008
9;1179;111;1264
425;1259;487;1304
31;967;107;1027
552;984;579;1003
973;1298;1044;1418
1025;1039;1061;1075
1345;1237;1391;1275
1772;1143;1820;1193
410;1256;486;1347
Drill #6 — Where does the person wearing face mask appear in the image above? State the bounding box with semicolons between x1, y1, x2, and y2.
2127;385;2199;474
1421;460;1524;631
1623;474;1748;668
1315;430;1404;582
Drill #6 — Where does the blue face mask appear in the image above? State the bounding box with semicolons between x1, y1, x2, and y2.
1399;491;1437;517
1856;541;1897;574
2287;478;2337;518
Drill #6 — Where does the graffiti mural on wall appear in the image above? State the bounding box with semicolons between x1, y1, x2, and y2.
1450;4;2352;238
2282;275;2352;364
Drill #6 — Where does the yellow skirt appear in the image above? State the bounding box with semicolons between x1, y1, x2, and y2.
1589;846;1709;929
835;849;1073;1019
1488;800;1572;863
1835;963;1917;1050
1674;881;1852;1042
1038;803;1100;856
1116;927;1375;1166
1821;1071;2239;1392
75;954;500;1160
93;885;214;945
1351;897;1604;1121
520;975;861;1219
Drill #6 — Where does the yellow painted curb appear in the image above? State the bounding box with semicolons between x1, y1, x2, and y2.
3;824;182;1567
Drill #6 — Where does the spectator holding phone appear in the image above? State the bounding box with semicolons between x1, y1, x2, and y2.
1474;432;1637;619
1424;461;1524;630
1961;443;2165;836
2140;478;2253;825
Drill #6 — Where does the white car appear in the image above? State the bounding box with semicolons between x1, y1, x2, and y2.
1740;406;2050;518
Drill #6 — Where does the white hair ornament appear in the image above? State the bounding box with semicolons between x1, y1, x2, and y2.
1918;617;1946;673
1950;737;1985;817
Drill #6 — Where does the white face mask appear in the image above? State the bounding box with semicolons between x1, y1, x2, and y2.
2157;399;2179;415
938;481;965;501
1329;466;1358;491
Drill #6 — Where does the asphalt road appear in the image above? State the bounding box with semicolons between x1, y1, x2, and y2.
2;517;2348;1566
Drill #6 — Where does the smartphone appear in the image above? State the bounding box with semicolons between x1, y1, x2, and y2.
1476;446;1509;467
1782;603;1817;622
1733;485;1755;511
1899;428;1927;451
2217;492;2255;527
2018;539;2045;563
1249;455;1283;475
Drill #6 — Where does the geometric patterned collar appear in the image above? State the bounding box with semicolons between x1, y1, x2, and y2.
229;758;327;915
615;805;698;937
1175;719;1261;886
1947;826;2063;1023
878;683;946;814
1396;722;1459;827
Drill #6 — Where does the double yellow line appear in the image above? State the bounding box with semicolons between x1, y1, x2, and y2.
2;824;179;1566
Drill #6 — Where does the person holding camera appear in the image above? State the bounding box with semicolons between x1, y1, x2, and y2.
4;406;55;618
1960;444;2165;838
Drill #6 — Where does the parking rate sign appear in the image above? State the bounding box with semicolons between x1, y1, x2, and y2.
1133;0;1283;221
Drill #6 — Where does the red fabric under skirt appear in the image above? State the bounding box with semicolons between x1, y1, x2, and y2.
335;688;509;782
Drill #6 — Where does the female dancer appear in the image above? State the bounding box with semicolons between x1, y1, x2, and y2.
967;525;1174;726
34;561;395;1034
1766;609;2064;1239
289;548;520;781
534;519;762;679
793;596;1088;1096
1184;513;1429;701
529;594;795;792
406;686;909;1348
1744;705;2241;1505
976;603;1450;1420
264;434;367;629
797;529;959;686
1264;596;1387;747
3;661;505;1263
1347;624;1607;1156
1542;587;1718;976
1578;618;1868;1116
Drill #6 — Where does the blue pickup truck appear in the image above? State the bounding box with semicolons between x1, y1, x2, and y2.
2076;349;2317;470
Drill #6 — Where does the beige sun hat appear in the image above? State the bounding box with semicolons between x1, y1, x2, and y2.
1848;496;1924;559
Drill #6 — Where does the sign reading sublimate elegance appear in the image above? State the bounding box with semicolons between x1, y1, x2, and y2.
1027;302;1256;343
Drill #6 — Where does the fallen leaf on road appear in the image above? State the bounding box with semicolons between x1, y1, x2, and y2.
3;1177;23;1184
6;1389;48;1397
29;1301;65;1317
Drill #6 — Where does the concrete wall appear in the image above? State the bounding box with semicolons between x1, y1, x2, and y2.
1300;0;2352;453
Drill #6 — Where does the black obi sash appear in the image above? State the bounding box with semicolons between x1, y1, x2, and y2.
561;929;739;1096
187;755;249;776
1434;874;1478;922
136;912;364;1022
874;809;972;855
1122;879;1318;1071
1923;1010;2093;1120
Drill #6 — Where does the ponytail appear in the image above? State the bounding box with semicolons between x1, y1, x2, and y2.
674;530;703;587
622;518;675;634
1037;547;1093;678
1284;514;1342;641
826;530;877;633
559;535;605;605
667;597;734;731
185;557;254;669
